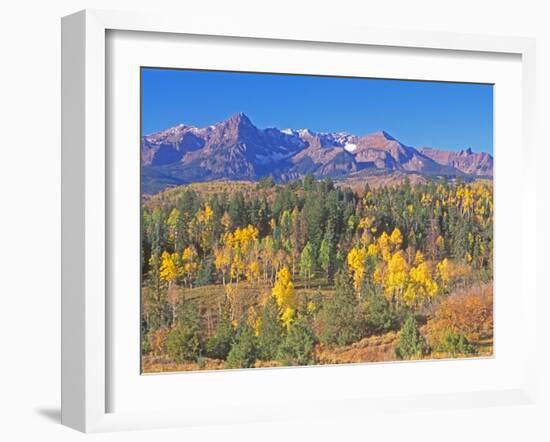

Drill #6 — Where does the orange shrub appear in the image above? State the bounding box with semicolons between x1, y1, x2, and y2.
148;327;170;357
426;284;493;347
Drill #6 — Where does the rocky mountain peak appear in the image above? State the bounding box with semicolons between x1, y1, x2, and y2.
141;114;493;193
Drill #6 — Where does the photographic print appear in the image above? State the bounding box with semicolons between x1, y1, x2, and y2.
140;68;493;373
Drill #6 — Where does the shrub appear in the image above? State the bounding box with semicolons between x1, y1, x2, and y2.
225;323;258;369
426;283;493;348
435;331;476;357
276;315;317;366
395;315;429;360
257;297;284;360
147;327;170;357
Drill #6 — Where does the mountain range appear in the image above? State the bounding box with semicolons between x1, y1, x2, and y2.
141;113;493;194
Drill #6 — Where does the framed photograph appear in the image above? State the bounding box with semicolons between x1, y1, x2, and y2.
61;9;537;432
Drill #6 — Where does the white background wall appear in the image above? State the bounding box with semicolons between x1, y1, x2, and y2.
0;0;548;440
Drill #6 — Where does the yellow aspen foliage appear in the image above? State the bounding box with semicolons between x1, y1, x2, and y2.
181;246;195;263
367;243;379;257
437;258;452;287
437;258;469;289
165;208;181;242
230;256;246;282
414;250;425;265
435;235;445;251
358;216;374;244
246;306;261;336
421;193;433;206
384;250;409;300
196;203;214;224
160;251;179;283
214;246;232;280
280;307;295;329
246;261;260;283
181;246;198;278
226;225;259;255
377;231;391;261
272;266;295;327
389;227;403;249
220;211;231;232
404;261;438;306
347;246;367;291
373;263;385;285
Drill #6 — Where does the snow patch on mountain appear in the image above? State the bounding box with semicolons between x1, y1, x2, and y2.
344;142;357;152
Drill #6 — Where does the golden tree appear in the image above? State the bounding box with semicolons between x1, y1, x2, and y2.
403;261;438;307
272;266;295;328
347;246;367;294
181;246;198;288
384;250;409;305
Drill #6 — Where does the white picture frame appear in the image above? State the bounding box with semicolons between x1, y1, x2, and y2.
61;9;537;433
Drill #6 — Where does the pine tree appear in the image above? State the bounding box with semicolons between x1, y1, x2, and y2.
318;271;360;347
206;303;234;359
166;301;203;362
225;322;258;369
276;314;317;366
395;315;428;360
257;297;284;360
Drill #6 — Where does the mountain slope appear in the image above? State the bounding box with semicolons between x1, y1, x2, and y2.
418;147;493;177
141;113;492;193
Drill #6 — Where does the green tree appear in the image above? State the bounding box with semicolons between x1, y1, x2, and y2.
194;255;215;286
395;315;429;360
166;303;203;363
276;315;316;366
258;175;275;189
319;232;336;284
228;191;247;229
318;271;360;347
257;297;284;360
303;172;315;191
364;291;397;335
206;303;234;360
225;323;258;369
300;242;315;288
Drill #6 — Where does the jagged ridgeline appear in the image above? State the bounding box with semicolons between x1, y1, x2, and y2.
141;175;493;373
141;113;493;195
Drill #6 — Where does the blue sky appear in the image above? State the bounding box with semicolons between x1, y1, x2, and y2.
141;68;493;154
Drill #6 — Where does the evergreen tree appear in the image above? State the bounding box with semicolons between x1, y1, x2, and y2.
225;322;258;369
206;303;234;359
194;255;215;286
303;172;315;191
364;291;397;335
318;236;335;284
318;271;360;347
395;315;429;360
276;314;316;366
257;297;284;360
228;191;247;229
166;301;203;362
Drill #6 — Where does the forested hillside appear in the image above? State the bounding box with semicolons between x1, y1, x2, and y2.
141;174;493;372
